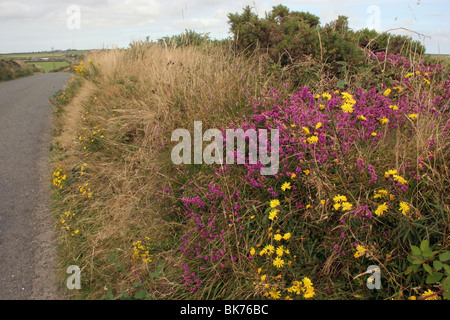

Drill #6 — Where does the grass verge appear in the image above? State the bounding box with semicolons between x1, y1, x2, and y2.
50;42;449;300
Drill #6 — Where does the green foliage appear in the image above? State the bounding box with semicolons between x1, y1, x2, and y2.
158;29;211;47
356;28;426;55
406;240;450;299
227;5;426;88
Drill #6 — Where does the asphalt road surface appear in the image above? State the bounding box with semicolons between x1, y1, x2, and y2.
0;72;72;299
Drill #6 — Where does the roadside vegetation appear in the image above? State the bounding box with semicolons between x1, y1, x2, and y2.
0;59;43;81
0;50;85;80
50;5;449;300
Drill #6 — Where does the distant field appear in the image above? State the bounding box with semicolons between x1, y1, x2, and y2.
26;61;71;73
0;50;87;74
0;50;86;60
426;54;450;67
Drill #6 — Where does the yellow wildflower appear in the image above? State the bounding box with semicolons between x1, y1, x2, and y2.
274;234;283;241
341;202;353;211
281;182;291;191
389;105;399;111
302;127;310;135
333;194;347;203
276;246;285;257
273;257;285;268
269;290;281;299
384;169;397;177
383;88;391;96
268;209;279;221
379;116;389;125
264;245;275;255
307;135;319;144
283;233;291;240
322;92;332;100
270;199;280;208
393;174;407;185
399;202;410;215
373;189;388;199
375;202;389;216
341;103;354;113
421;289;437;300
354;245;366;258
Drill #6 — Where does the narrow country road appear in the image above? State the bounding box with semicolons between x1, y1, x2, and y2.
0;72;72;299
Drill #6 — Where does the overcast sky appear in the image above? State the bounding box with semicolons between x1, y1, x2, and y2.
0;0;449;54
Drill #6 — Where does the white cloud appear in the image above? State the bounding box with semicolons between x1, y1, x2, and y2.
0;0;448;53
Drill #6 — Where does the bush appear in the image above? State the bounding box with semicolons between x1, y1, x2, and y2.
227;5;426;88
0;59;42;81
157;29;211;47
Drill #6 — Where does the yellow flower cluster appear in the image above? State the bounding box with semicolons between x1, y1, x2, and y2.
300;126;319;144
354;245;366;258
55;211;80;237
384;169;407;185
78;182;93;198
340;92;356;113
332;194;352;211
378;116;389;125
268;199;281;220
373;189;388;199
132;237;152;263
74;62;87;77
52;167;67;189
286;277;315;299
78;126;105;150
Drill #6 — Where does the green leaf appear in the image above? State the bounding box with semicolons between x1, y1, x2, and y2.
100;290;114;300
433;260;443;271
423;263;433;275
420;239;430;252
426;272;443;284
337;79;346;90
443;291;450;300
412;258;423;265
133;289;148;300
444;264;450;276
411;246;421;256
439;252;450;262
405;265;419;275
443;278;450;290
422;248;435;258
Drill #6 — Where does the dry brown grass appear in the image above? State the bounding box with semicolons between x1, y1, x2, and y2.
52;42;280;299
